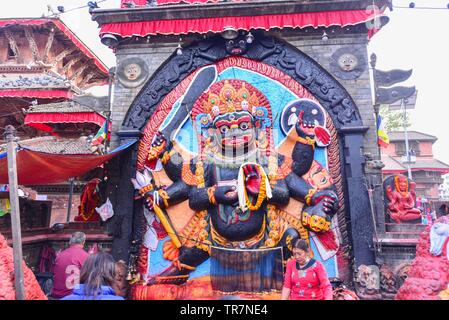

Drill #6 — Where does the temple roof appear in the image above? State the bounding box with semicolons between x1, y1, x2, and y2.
26;99;108;116
0;136;95;155
0;73;70;90
93;0;392;38
382;154;449;174
23;97;108;134
388;131;438;142
0;18;108;86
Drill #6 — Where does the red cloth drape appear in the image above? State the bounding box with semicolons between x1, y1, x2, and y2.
156;0;218;4
0;142;133;185
0;89;73;99
25;112;106;127
100;9;381;37
121;0;257;6
121;0;149;7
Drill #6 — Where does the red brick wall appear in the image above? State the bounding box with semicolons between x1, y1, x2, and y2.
383;143;396;156
419;142;433;157
44;194;81;226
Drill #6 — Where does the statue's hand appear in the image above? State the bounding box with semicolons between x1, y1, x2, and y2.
148;132;172;158
302;202;332;233
311;189;338;216
314;125;331;147
146;132;173;169
244;164;262;195
214;185;238;205
145;189;168;211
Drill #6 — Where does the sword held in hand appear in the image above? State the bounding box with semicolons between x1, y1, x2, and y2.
146;66;217;166
131;169;182;248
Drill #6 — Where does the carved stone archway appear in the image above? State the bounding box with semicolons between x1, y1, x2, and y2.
111;35;375;272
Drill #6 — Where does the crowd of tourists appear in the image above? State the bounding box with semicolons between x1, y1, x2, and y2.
47;232;332;300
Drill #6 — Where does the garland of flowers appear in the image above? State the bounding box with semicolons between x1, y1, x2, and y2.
244;168;267;211
394;175;409;197
79;203;96;221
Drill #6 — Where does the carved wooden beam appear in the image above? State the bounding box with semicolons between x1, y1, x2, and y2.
24;26;40;62
63;56;83;75
4;29;21;62
43;27;56;63
70;64;89;82
82;79;105;89
79;72;95;88
54;47;77;64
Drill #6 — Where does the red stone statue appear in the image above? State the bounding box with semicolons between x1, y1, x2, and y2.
385;175;421;223
74;178;101;222
395;216;449;300
0;233;47;300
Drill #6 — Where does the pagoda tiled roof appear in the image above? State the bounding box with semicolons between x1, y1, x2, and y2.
382;154;449;173
26;100;107;116
388;131;438;142
0;74;70;90
0;136;95;155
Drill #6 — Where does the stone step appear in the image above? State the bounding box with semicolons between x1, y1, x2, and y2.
374;235;419;246
385;223;426;233
381;231;422;239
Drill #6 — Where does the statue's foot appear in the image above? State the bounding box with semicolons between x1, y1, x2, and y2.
390;213;402;224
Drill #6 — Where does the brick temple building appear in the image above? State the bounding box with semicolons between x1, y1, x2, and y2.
0;17;109;140
0;18;110;223
381;131;449;200
0;18;112;283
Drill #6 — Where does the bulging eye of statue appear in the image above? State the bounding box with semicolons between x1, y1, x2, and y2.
219;125;230;134
239;122;250;130
239;40;245;46
228;40;234;46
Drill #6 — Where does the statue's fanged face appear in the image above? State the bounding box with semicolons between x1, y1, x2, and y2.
295;108;324;137
213;111;256;152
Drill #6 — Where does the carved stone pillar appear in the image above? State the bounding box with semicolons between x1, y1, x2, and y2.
107;129;140;262
340;126;376;267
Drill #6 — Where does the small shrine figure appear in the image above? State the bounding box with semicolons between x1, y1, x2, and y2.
384;174;421;224
74;178;102;222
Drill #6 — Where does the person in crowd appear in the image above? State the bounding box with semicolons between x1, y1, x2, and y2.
112;260;129;298
281;239;333;300
62;252;124;300
51;232;89;299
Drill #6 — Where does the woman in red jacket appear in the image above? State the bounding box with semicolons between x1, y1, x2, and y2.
281;239;333;300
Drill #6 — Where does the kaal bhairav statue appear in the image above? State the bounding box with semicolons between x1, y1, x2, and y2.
129;63;342;298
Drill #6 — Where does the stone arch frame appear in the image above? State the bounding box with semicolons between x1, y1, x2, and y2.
112;34;375;272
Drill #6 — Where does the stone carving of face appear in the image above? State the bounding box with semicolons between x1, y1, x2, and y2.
357;265;380;291
124;63;142;81
306;161;334;190
225;36;249;55
213;111;256;154
338;53;358;72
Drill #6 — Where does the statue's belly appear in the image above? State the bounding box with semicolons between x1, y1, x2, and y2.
211;207;265;242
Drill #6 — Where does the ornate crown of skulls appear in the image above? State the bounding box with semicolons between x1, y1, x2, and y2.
192;79;272;130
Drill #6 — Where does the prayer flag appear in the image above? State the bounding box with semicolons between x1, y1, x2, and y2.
377;115;389;148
